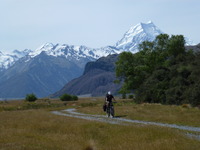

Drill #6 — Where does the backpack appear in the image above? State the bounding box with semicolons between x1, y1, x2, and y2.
103;104;107;112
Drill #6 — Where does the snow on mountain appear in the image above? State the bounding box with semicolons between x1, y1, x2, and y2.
115;21;195;53
0;21;196;71
185;37;196;46
0;51;20;71
116;21;163;53
28;43;120;60
0;43;120;71
12;49;32;58
0;49;32;71
2;21;162;70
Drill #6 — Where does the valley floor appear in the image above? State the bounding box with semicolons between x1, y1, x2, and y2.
0;98;200;150
52;108;200;140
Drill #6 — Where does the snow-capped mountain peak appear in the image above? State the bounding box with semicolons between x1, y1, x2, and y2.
116;21;163;52
29;43;90;58
12;49;32;58
140;21;163;36
0;21;196;72
0;52;16;71
29;43;58;57
27;42;120;61
0;49;32;71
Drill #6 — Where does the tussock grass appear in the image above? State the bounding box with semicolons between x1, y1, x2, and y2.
0;98;200;149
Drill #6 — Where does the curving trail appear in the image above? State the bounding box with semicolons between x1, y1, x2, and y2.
52;108;200;131
52;108;200;140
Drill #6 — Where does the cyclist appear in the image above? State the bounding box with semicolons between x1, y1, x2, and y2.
105;91;116;118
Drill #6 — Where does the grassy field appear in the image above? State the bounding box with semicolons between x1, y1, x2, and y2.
0;98;200;150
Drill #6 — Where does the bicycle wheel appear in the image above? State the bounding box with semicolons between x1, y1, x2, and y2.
111;105;114;117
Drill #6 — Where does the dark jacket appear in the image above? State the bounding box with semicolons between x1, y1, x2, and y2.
106;94;114;102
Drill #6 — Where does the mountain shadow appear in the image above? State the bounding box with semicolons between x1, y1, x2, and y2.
52;54;121;97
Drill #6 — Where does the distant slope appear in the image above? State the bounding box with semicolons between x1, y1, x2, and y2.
52;54;121;97
0;52;83;98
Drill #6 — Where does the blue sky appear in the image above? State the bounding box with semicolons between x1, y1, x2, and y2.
0;0;199;53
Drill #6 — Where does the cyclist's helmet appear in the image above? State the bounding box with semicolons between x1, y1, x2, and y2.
108;91;111;95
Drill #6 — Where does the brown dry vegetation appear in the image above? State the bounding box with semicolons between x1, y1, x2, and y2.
0;98;200;150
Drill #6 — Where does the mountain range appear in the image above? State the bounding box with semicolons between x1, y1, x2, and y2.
0;21;165;72
0;21;196;98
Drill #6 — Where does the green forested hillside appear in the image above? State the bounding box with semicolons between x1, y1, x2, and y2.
116;34;200;106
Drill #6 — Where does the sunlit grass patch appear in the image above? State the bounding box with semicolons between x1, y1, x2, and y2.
0;98;200;149
78;99;200;127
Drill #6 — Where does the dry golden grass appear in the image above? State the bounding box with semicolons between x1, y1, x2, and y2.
78;99;200;127
0;98;200;150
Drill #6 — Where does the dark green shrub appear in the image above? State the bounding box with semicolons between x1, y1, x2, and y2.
60;94;72;101
186;82;200;106
60;94;78;101
25;93;37;102
122;93;126;99
128;95;134;99
72;95;78;101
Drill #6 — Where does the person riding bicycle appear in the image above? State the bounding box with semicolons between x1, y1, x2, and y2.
105;91;116;118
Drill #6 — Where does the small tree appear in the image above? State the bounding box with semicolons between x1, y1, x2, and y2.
72;95;78;101
60;94;72;101
26;93;37;102
60;94;79;101
122;93;126;99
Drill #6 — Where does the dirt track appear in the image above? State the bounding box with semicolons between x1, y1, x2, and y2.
52;108;200;131
52;108;200;140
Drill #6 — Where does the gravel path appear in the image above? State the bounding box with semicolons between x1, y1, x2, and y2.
52;109;200;140
52;108;200;132
52;108;200;140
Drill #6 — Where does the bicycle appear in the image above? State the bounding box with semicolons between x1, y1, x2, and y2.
106;101;116;118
